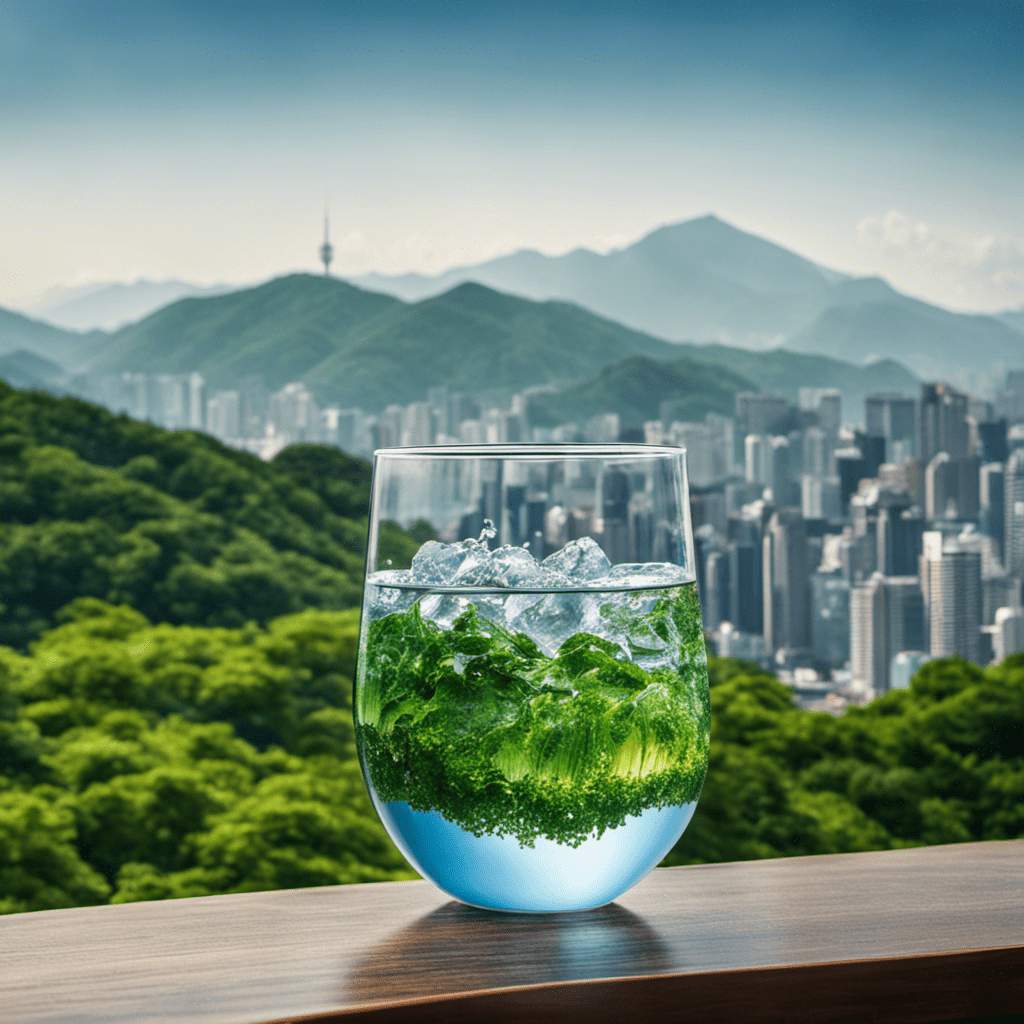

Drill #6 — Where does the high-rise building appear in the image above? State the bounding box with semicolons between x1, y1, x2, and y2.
925;453;953;520
736;393;790;437
850;573;926;693
925;452;980;521
768;436;797;507
995;371;1024;424
205;390;241;440
865;394;916;461
703;549;730;631
810;568;850;669
923;532;983;663
877;505;924;576
983;574;1021;626
992;607;1024;662
850;574;885;694
919;383;970;464
800;388;842;434
728;540;763;634
745;433;771;486
980;463;1005;564
671;421;728;487
884;576;927;664
854;432;886;481
187;372;205;429
427;387;451;438
801;475;841;520
1006;449;1024;576
976;418;1009;464
270;382;321;443
400;402;435;446
802;426;832;478
763;509;810;658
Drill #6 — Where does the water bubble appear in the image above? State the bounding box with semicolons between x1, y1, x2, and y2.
479;519;497;542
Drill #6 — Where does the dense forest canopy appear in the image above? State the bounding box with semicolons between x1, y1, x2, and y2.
0;384;1021;915
0;383;422;648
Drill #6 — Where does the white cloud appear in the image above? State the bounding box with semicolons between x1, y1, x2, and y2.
857;210;1024;312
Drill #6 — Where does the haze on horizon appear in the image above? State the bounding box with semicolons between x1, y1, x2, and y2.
3;1;1023;316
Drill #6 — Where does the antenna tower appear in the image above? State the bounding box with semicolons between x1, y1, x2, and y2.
320;208;334;276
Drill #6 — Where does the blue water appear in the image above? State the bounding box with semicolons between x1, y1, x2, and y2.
372;796;697;913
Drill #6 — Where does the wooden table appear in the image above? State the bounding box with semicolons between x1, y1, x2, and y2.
4;841;1022;1023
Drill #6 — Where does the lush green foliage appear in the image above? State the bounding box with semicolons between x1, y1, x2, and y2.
530;346;920;428
682;343;919;416
663;656;1024;865
0;384;1019;917
357;585;709;846
2;603;1022;915
0;600;413;914
529;354;753;427
91;275;680;409
0;385;428;647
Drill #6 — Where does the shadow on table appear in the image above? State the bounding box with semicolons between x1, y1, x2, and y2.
343;900;678;1004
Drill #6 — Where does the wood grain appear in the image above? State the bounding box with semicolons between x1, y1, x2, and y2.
3;840;1022;1024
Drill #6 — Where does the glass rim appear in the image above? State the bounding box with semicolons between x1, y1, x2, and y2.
373;443;687;460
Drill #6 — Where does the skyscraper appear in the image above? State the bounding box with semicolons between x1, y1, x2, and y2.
1006;449;1024;577
800;388;842;434
877;505;924;576
980;462;1005;563
923;532;983;663
865;393;916;461
850;573;925;693
728;539;763;634
811;568;850;669
850;574;886;694
993;607;1024;662
736;393;790;437
763;509;810;659
919;383;970;464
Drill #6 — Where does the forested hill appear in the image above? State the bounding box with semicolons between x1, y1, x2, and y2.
0;382;1021;916
0;382;419;648
89;275;680;409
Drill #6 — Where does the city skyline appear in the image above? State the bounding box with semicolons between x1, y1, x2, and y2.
3;2;1024;314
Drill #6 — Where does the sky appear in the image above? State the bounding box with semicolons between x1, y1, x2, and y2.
2;1;1023;314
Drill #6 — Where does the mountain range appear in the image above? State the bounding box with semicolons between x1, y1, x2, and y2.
85;274;919;421
23;279;235;332
0;307;97;370
0;272;920;423
88;276;680;410
1;214;1019;424
354;216;1024;390
532;346;919;429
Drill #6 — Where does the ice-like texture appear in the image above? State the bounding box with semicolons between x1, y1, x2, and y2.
541;536;612;582
410;539;484;584
506;592;600;656
372;535;690;596
451;544;555;588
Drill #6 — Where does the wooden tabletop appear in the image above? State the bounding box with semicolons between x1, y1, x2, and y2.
4;841;1022;1024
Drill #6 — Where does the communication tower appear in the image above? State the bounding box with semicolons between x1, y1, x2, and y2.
320;210;334;276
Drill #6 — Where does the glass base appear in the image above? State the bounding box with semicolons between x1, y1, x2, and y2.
375;799;696;913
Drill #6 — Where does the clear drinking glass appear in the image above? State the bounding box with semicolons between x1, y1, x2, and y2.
354;444;709;912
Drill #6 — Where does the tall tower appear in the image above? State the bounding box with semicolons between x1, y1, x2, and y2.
319;209;334;276
924;532;982;664
1006;449;1024;576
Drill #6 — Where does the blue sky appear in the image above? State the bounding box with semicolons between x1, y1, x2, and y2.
3;2;1023;311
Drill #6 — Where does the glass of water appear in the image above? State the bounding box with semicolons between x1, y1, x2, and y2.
354;445;709;912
